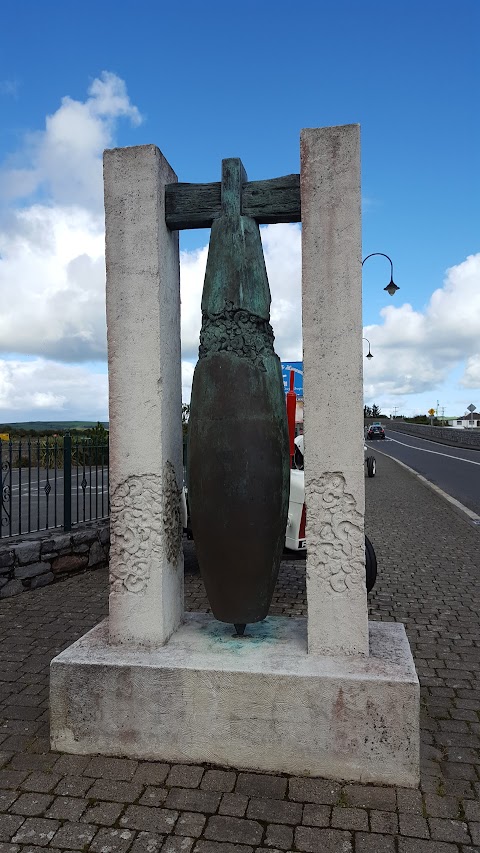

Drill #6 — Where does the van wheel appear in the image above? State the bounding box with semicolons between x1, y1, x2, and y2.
365;535;377;593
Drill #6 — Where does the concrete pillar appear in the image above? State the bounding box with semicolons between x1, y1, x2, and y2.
104;145;184;647
301;125;368;656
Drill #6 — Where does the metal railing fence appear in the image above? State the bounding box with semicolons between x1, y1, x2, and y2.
0;436;109;539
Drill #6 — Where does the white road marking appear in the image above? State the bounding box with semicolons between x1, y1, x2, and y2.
385;436;480;466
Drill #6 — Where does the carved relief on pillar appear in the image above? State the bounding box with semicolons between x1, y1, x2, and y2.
305;473;364;594
109;463;182;595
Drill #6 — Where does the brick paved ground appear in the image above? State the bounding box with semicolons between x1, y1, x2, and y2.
0;452;479;852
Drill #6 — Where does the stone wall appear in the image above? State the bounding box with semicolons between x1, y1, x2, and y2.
387;422;480;449
0;520;109;599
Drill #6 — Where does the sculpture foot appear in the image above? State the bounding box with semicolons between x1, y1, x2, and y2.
234;623;246;636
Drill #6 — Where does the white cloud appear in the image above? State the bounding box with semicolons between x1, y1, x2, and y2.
461;355;480;389
0;205;106;362
0;72;142;369
0;358;108;421
0;71;142;209
363;253;480;402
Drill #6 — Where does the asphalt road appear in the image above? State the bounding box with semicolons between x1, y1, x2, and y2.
367;428;480;517
1;466;109;538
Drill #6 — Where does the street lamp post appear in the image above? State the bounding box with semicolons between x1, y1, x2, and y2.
362;337;373;359
362;252;399;296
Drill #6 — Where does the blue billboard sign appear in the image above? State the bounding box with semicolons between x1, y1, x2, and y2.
281;361;303;398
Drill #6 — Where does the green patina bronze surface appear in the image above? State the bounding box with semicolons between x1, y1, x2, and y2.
188;159;290;630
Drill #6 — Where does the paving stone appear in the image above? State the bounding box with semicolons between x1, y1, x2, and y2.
0;771;28;790
44;795;87;820
82;801;124;825
165;789;221;814
428;817;470;843
464;799;480;821
204;816;263;846
139;786;168;807
85;757;138;781
355;832;396;852
52;754;90;776
166;766;204;789
235;773;287;800
120;806;178;834
0;790;18;810
0;815;25;843
49;821;97;849
295;825;353;852
218;794;248;817
129;832;165;853
201;771;236;793
397;788;424;814
288;777;340;805
424;793;460;818
398;839;461;852
369;810;399;834
301;804;331;827
331;806;368;830
399;811;430;837
54;775;94;797
263;823;293;849
162;838;194;853
90;826;136;853
175;813;206;838
133;763;170;786
469;822;480;845
194;843;253;853
9;792;53;816
246;797;302;824
88;779;144;803
20;772;62;793
11;817;59;846
344;785;397;811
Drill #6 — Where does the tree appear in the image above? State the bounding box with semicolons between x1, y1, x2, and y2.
364;405;372;418
371;404;382;417
84;422;109;442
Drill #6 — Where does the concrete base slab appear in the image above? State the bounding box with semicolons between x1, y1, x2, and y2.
50;615;419;786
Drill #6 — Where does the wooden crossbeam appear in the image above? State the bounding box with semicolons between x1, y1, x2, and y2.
165;173;301;230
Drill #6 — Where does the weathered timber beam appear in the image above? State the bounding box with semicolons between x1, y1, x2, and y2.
242;174;301;224
165;173;300;230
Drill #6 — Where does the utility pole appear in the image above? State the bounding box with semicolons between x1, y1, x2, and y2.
393;405;398;419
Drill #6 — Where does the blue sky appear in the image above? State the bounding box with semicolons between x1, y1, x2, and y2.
1;0;479;420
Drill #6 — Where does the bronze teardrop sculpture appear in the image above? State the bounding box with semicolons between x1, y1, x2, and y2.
188;159;290;630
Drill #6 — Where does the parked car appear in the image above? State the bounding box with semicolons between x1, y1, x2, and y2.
366;424;385;440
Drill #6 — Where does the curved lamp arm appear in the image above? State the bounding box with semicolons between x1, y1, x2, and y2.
362;252;399;296
362;337;373;359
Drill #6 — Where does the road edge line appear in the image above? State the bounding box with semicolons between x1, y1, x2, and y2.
372;445;480;529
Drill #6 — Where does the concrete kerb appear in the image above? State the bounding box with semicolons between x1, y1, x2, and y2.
371;443;480;530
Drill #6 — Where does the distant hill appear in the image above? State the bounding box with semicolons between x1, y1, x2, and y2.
0;421;109;433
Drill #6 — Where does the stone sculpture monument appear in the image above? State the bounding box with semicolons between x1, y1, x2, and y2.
50;125;420;786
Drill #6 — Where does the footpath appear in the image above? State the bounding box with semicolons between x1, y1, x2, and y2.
0;453;479;852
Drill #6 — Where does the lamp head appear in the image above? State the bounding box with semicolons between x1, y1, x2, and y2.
384;278;400;297
366;351;373;360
